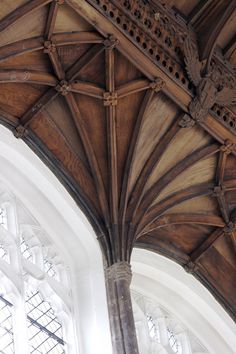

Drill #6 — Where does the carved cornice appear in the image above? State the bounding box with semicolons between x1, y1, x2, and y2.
88;0;236;136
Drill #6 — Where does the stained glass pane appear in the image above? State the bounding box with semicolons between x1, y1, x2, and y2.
0;295;14;353
26;291;65;354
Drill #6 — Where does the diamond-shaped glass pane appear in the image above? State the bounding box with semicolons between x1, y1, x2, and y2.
44;260;57;278
0;244;9;263
0;208;7;230
26;291;65;354
146;315;160;343
20;237;33;261
167;327;181;354
0;295;14;353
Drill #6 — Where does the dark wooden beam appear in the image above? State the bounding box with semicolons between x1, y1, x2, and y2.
0;0;53;32
43;41;65;81
215;150;227;186
0;70;57;86
141;213;225;235
105;46;120;260
45;0;59;40
66;44;105;82
70;81;104;99
20;87;58;128
117;79;150;99
190;228;224;263
0;32;104;64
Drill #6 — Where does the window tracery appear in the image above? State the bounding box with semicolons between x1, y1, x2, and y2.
0;294;14;354
132;291;209;354
0;183;73;354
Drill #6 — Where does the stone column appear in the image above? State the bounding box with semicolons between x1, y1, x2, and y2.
105;261;139;354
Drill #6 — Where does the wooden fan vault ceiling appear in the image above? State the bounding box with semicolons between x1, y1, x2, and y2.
0;0;235;320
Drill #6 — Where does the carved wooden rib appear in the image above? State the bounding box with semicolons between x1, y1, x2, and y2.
66;44;105;82
0;0;53;32
70;81;104;99
20;88;58;127
141;214;225;235
127;114;181;222
117;79;150;98
136;144;220;224
138;183;215;235
44;0;58;40
190;228;225;263
65;92;110;226
0;70;57;86
119;88;155;231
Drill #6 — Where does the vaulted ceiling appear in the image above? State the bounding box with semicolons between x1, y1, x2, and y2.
0;0;235;320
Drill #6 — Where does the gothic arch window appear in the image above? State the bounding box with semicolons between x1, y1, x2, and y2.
0;182;74;354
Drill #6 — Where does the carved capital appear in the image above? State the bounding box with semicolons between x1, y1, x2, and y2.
55;80;71;96
43;40;56;54
189;97;208;123
103;35;119;50
103;92;118;106
13;125;27;139
213;185;225;198
224;222;236;234
189;78;218;123
106;261;132;284
178;113;195;128
220;140;236;155
149;77;165;92
183;261;198;274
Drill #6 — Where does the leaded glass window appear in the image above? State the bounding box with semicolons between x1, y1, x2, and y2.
0;295;14;354
0;207;7;230
26;291;65;354
0;244;9;263
167;327;181;354
146;315;160;343
20;237;33;261
44;259;57;278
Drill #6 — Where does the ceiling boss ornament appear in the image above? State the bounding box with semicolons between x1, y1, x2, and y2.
183;36;236;125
